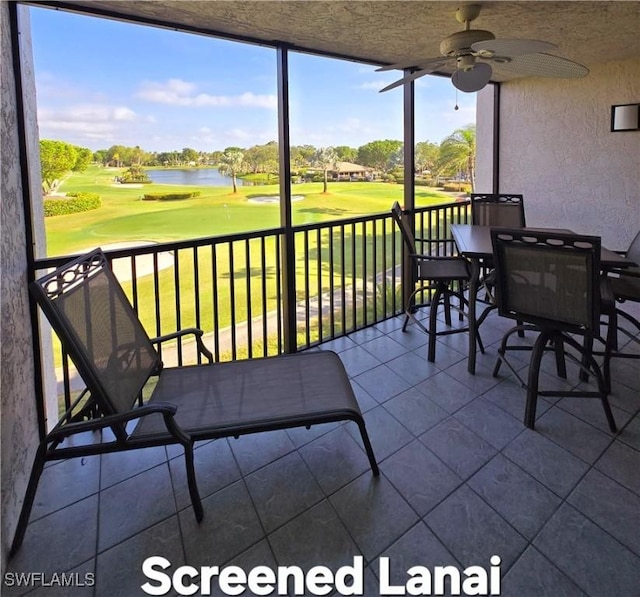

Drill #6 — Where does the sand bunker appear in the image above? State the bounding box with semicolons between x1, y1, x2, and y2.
247;195;304;204
110;183;144;188
80;241;174;282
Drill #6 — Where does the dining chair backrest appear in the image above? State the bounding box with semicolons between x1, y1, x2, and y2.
491;228;601;334
471;193;525;227
391;201;417;255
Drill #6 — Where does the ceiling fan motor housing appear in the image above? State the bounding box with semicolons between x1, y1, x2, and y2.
440;29;495;57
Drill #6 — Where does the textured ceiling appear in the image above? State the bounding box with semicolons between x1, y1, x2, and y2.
51;1;640;82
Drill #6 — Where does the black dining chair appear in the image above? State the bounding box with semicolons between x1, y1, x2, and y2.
470;193;526;228
601;229;640;388
470;193;526;330
490;228;616;432
391;202;483;362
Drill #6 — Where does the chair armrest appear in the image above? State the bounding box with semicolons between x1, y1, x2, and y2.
607;268;640;279
47;402;191;445
150;328;213;363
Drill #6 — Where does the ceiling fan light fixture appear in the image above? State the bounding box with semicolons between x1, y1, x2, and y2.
452;62;492;92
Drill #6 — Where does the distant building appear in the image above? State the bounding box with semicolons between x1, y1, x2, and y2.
331;162;375;181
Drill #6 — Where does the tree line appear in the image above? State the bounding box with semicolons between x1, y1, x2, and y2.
40;124;476;193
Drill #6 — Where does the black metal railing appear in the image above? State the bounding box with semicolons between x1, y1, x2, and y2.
32;200;471;412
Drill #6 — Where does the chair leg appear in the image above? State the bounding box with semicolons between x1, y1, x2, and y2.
594;359;617;433
355;417;380;477
427;286;444;362
553;336;567;379
564;334;617;433
476;330;485;354
524;332;550;429
183;441;204;522
443;286;452;326
603;310;618;393
10;444;47;557
579;333;594;383
608;308;619;351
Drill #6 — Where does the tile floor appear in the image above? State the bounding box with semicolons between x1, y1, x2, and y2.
5;306;640;597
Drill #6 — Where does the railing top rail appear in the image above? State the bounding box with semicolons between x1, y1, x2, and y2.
34;226;286;271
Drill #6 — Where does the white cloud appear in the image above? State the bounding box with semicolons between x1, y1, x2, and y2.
291;116;385;147
37;104;145;145
39;104;138;123
136;79;277;109
113;107;136;121
188;125;275;149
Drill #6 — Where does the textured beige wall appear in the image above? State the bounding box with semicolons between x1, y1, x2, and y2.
496;59;640;249
475;85;496;193
0;2;41;570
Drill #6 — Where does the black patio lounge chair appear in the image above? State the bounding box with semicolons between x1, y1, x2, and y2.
391;201;482;362
11;248;379;556
490;228;616;432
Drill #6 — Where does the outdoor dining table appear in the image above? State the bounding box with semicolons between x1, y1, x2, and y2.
450;224;635;374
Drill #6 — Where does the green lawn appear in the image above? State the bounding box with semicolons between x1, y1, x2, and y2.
47;165;458;255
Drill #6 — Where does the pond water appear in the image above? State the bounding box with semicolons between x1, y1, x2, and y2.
146;168;261;187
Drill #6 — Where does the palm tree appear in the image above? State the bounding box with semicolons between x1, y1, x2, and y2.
218;149;245;193
439;124;476;191
313;147;338;193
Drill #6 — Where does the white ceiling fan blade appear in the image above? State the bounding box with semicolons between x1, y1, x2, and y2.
492;53;589;78
379;63;446;92
451;62;493;92
376;57;448;73
472;39;557;57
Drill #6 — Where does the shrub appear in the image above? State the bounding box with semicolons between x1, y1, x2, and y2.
44;192;101;217
142;191;201;201
120;165;152;183
415;178;439;187
443;183;471;193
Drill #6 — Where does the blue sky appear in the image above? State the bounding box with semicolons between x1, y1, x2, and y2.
30;5;476;153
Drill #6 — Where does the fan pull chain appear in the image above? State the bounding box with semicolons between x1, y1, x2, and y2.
454;85;459;111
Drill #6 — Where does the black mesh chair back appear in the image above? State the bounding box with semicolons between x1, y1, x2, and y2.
490;229;615;433
30;249;161;420
491;229;601;334
391;201;417;255
391;201;481;362
471;193;525;227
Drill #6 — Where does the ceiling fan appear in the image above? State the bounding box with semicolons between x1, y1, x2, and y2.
377;4;589;93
